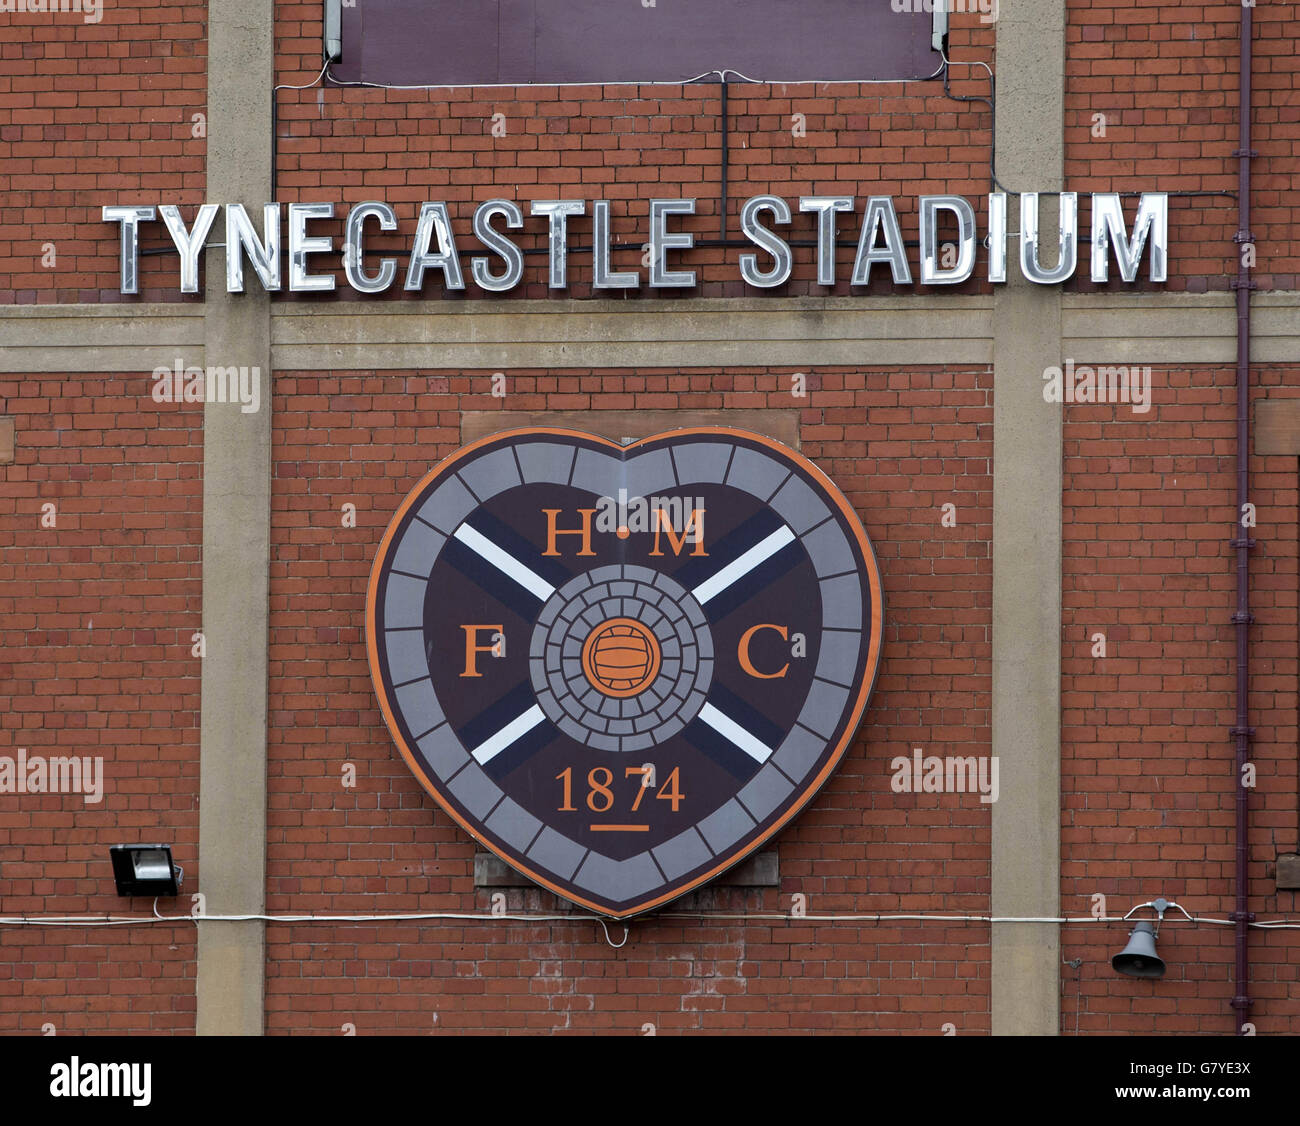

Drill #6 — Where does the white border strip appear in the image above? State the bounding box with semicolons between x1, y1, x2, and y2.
454;523;556;601
692;526;795;605
698;702;774;764
470;704;546;765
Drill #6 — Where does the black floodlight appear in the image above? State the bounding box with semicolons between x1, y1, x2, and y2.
110;844;183;897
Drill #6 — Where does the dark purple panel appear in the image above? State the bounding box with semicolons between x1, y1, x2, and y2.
332;0;940;87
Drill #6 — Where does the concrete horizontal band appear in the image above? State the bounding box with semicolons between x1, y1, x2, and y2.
0;305;205;374
2;292;1299;374
269;296;995;370
1064;292;1300;365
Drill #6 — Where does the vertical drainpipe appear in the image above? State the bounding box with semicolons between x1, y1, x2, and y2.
1230;2;1256;1035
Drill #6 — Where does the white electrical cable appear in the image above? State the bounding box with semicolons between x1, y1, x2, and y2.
677;63;948;86
3;909;1297;929
598;920;630;949
323;58;948;93
274;56;331;95
939;47;993;82
662;912;1293;927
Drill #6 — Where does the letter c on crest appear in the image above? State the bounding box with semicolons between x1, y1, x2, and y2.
738;623;790;679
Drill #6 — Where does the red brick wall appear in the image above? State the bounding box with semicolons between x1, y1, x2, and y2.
4;2;1299;1039
10;4;1296;303
270;5;998;301
0;370;203;1033
264;366;994;1033
0;1;208;304
1066;0;1300;292
6;5;1297;303
1060;363;1300;1034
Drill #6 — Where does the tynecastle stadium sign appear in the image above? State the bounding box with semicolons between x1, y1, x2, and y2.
103;191;1168;294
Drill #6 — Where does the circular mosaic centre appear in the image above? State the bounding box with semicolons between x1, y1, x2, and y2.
529;565;714;753
582;618;662;698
